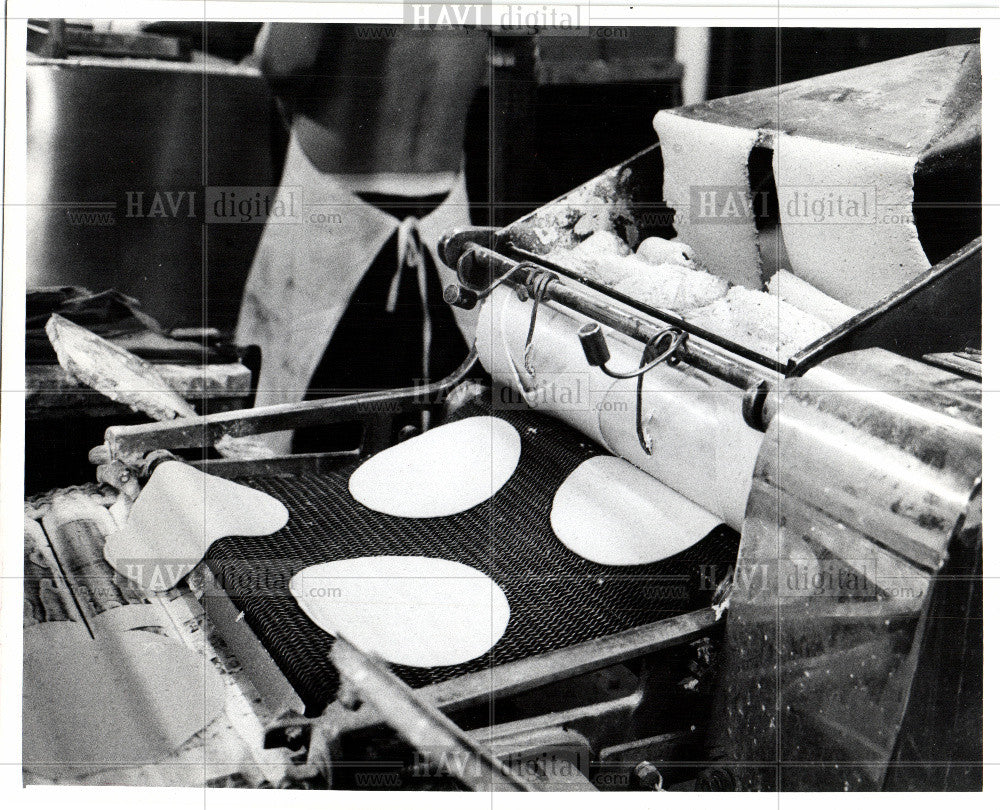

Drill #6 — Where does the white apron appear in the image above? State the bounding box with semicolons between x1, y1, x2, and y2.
235;133;479;452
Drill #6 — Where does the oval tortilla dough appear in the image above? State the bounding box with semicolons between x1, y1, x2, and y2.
550;456;721;566
104;460;289;591
349;416;521;518
290;556;510;667
23;621;226;776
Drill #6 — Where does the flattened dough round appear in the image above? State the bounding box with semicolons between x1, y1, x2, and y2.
23;621;226;776
349;416;521;518
290;556;510;667
550;456;721;566
104;460;289;591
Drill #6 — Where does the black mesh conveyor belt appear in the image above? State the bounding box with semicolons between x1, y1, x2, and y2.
206;406;740;713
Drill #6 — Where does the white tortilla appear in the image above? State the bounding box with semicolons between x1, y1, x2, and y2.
773;134;930;309
104;460;289;591
349;416;521;518
290;556;509;667
23;621;226;776
550;457;721;566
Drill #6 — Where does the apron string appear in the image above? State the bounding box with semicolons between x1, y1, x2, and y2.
389;217;433;422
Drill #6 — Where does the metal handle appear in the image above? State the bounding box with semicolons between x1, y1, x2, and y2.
577;322;685;380
444;257;540;310
523;272;560;377
578;324;686;454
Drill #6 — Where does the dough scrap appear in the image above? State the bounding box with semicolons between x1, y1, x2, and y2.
104;461;288;591
653;112;763;289
547;231;632;281
22;621;226;776
549;233;728;313
614;256;729;313
349;416;521;518
687;286;830;362
290;556;510;667
767;269;859;327
550;456;721;566
635;236;695;266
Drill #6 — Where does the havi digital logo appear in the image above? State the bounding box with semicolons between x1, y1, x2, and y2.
404;4;585;31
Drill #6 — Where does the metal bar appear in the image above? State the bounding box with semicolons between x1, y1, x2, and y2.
331;638;534;792
416;606;720;714
505;245;784;373
189;450;359;479
103;350;479;462
786;237;983;374
459;243;780;391
293;611;714;779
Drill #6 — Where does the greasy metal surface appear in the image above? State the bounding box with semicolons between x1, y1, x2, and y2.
191;451;358;480
27;57;272;329
669;45;979;158
884;491;982;790
26;361;250;418
719;347;981;790
501;145;669;256
760;348;981;572
416;607;720;714
331;638;534;792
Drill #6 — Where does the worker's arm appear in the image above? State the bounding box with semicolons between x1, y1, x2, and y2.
251;22;327;96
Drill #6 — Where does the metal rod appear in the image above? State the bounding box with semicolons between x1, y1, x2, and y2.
459;243;780;391
415;606;721;714
101;349;479;462
300;607;722;773
598;330;684;380
331;638;533;792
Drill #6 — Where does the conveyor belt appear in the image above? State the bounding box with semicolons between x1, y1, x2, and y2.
206;405;739;713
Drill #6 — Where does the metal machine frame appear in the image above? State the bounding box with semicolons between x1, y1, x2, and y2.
85;135;982;790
